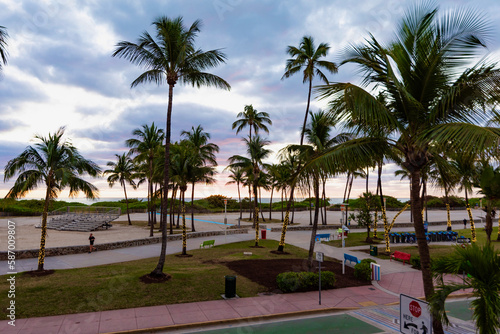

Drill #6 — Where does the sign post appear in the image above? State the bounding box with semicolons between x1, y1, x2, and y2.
316;252;324;305
400;294;432;334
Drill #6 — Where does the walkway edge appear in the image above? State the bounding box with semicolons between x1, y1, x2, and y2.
104;306;360;334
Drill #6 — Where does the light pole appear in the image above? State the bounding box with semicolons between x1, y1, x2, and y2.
224;199;227;243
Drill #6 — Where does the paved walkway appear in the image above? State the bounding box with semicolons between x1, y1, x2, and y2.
1;227;475;333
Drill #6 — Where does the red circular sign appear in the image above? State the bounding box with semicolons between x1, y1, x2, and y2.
409;301;422;317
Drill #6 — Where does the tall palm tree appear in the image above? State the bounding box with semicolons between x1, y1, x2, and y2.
104;153;137;226
232;105;272;142
181;125;219;231
4;128;100;271
277;36;337;253
225;166;245;219
282;36;337;146
126;123;165;231
316;4;500;333
113;17;230;277
0;26;7;72
430;243;500;334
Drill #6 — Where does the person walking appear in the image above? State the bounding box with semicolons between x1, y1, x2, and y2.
89;233;96;253
463;218;467;229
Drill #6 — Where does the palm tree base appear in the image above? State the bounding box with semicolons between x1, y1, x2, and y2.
141;272;171;283
25;269;55;277
175;254;193;258
277;245;284;252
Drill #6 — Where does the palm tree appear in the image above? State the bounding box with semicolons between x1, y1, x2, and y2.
229;136;271;246
430;243;500;334
181;125;219;231
4;128;100;271
0;26;7;71
126;123;165;232
104;153;137;226
225;166;245;219
474;163;500;243
113;16;230;277
277;36;338;253
232;105;272;142
316;4;500;333
282;36;337;146
170;141;195;256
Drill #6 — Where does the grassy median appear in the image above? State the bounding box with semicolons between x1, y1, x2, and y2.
0;240;309;319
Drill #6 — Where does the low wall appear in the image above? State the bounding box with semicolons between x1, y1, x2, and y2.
0;229;249;260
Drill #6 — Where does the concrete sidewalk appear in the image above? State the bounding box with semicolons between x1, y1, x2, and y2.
1;228;475;334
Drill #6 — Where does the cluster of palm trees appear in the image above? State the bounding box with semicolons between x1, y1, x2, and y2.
4;3;500;332
105;123;219;240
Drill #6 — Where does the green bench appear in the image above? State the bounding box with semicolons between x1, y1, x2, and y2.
200;240;215;248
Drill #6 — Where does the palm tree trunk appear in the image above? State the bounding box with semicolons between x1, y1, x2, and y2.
485;201;492;243
190;182;196;232
169;186;176;234
307;177;320;271
259;186;266;222
182;191;187;255
308;187;313;226
269;186;274;220
410;169;444;334
237;181;242;220
253;179;259;247
37;185;52;271
300;79;313;146
123;182;132;226
151;83;173;277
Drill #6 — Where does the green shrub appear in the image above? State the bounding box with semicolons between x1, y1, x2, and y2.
354;259;376;281
276;271;335;292
410;255;421;269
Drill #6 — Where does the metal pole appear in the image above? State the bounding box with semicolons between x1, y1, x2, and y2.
319;261;322;305
341;217;345;275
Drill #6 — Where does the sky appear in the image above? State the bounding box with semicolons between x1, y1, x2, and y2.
1;0;500;202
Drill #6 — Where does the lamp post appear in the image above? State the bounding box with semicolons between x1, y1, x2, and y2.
224;199;227;243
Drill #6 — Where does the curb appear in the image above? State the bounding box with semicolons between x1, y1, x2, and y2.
104;306;360;334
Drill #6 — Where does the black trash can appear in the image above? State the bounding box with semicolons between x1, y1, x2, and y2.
390;233;395;243
400;233;406;243
225;275;236;298
395;233;400;243
370;245;378;256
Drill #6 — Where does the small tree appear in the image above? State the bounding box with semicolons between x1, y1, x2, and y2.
351;192;379;242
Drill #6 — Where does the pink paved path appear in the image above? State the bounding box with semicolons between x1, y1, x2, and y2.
0;270;471;334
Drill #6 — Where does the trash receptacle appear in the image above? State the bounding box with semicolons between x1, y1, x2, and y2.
225;275;236;298
395;233;400;243
370;245;378;256
261;229;267;239
390;233;395;243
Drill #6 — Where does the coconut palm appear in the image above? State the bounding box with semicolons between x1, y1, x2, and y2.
113;16;230;277
181;125;219;231
225;166;245;219
232;105;272;142
282;36;337;145
169;141;195;256
4;128;100;271
316;3;500;333
228;136;271;246
277;37;337;252
0;26;7;71
126;123;165;232
430;243;500;334
104;153;137;226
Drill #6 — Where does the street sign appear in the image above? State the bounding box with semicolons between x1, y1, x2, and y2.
456;238;471;244
224;199;227;205
316;252;324;262
400;294;432;334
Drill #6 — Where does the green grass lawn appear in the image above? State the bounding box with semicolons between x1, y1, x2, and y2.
0;240;310;319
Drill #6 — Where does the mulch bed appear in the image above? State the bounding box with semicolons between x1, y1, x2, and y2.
225;259;370;293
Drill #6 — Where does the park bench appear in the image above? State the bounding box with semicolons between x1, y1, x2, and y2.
200;240;215;248
390;251;411;265
344;253;360;265
315;233;331;242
